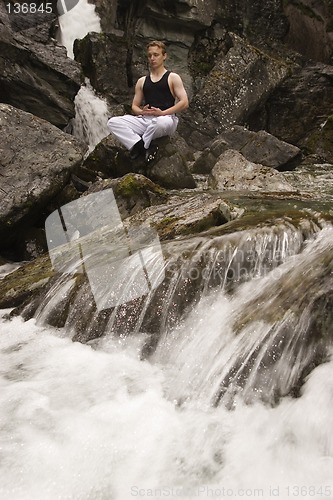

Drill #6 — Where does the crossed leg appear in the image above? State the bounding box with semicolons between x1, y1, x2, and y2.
107;114;179;151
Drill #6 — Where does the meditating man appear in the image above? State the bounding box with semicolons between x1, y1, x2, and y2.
107;40;189;164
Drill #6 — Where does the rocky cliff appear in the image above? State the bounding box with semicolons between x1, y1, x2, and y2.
0;0;333;265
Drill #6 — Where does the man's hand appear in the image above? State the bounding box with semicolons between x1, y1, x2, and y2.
141;105;165;116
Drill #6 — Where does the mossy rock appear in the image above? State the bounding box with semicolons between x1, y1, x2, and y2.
0;253;54;309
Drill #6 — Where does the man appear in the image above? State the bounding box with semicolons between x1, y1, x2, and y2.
107;40;189;164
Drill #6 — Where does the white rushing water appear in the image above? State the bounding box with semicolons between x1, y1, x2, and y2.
57;0;101;58
1;228;333;500
57;0;111;153
72;79;111;155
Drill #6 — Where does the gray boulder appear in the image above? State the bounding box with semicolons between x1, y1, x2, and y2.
0;104;83;244
249;62;333;162
209;149;295;192
0;2;81;128
85;173;168;219
83;134;196;190
179;33;291;148
193;126;301;173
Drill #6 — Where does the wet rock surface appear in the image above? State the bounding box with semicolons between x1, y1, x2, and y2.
208;150;295;192
0;104;84;247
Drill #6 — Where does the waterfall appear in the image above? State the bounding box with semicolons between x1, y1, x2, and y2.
1;220;333;499
152;225;333;409
71;79;111;155
57;0;101;58
58;0;111;152
28;210;333;408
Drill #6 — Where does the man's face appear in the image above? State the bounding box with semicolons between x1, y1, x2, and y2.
147;46;166;68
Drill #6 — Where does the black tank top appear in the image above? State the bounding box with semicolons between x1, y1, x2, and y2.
143;70;175;111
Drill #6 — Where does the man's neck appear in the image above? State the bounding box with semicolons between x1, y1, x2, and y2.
150;65;167;80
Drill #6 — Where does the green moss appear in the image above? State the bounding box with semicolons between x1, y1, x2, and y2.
154;216;179;240
115;174;142;197
115;174;165;198
0;253;54;309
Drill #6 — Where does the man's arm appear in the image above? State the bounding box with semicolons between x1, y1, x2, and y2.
131;77;145;115
166;72;189;115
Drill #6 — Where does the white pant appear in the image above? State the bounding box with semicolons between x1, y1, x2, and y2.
107;114;179;150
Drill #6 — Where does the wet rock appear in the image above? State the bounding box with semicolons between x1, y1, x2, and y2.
193;126;302;173
209;149;296;192
7;205;328;346
0;2;81;128
0;253;54;309
179;33;291;148
0;104;84;250
249;62;333;160
0;192;231;318
126;192;232;240
83;134;196;190
85;173;168;219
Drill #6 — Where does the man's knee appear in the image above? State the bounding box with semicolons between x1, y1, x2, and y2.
107;116;119;132
155;116;177;136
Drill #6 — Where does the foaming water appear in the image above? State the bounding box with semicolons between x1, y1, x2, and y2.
1;227;333;499
72;79;111;154
0;312;332;500
153;226;333;408
57;0;101;58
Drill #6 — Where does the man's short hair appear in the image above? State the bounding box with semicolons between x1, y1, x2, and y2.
146;40;167;54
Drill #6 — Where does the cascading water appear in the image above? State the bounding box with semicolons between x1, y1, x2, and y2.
58;0;111;153
57;0;101;58
1;216;333;499
71;79;111;155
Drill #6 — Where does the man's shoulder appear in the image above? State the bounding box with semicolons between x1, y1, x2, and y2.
136;75;146;88
168;72;184;87
168;71;182;81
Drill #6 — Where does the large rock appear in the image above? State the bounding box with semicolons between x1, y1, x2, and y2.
74;32;131;107
303;115;333;164
179;34;291;148
83;134;196;190
0;104;83;247
126;192;232;241
248;62;333;161
209;149;295;192
0;2;81;128
146;136;196;189
284;0;333;64
85;173;168;219
193;126;301;173
0;191;232;312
